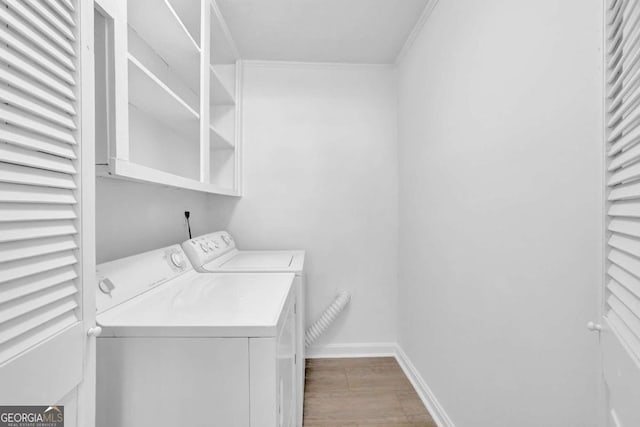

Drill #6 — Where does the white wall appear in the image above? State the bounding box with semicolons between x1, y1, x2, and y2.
209;62;399;349
96;178;213;263
397;1;603;426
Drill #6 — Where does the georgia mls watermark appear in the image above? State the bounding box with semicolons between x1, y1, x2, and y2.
0;406;63;427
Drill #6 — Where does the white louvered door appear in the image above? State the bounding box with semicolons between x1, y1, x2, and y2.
0;0;95;425
604;0;640;426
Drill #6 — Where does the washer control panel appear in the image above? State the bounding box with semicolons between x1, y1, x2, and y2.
96;244;191;314
181;231;236;267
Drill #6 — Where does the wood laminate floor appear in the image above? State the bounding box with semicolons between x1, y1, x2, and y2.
303;357;437;427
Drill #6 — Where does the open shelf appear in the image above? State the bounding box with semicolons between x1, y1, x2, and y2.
210;125;234;150
210;2;239;65
168;0;201;45
209;148;236;190
128;0;201;90
210;65;235;105
128;55;199;140
95;0;242;197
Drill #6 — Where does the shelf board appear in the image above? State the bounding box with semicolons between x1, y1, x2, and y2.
128;55;199;139
97;159;240;197
210;65;235;105
210;1;240;65
128;0;201;88
210;125;234;150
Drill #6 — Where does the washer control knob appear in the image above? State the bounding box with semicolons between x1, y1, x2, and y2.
170;252;186;268
221;235;230;245
98;278;115;295
200;243;209;253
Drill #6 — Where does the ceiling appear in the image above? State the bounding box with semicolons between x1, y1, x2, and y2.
216;0;429;64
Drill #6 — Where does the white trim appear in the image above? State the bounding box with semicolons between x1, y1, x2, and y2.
243;60;394;70
598;0;607;425
394;0;439;65
394;345;455;427
305;342;397;358
78;0;97;424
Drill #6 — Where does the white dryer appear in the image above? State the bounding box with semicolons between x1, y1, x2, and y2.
181;231;306;427
95;245;297;427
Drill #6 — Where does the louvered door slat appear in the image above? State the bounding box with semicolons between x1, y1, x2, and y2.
609;263;640;298
608;77;640;122
609;159;640;184
609;249;640;279
0;265;76;304
42;0;75;27
609;280;640;321
0;297;78;346
0;25;75;82
0;235;77;263
608;0;628;43
0;86;76;130
0;183;76;204
0;0;81;368
23;0;75;41
0;220;77;243
0;127;76;160
0;45;75;100
59;0;74;12
0;6;75;71
0;105;75;145
0;66;76;116
0;282;77;325
607;311;640;358
0;310;77;365
608;294;640;339
0;251;77;285
609;233;640;256
0;163;76;189
610;200;640;217
609;139;640;170
0;144;76;174
2;0;75;55
608;179;640;200
0;204;76;222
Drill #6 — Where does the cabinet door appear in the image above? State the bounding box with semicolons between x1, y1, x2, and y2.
0;0;96;425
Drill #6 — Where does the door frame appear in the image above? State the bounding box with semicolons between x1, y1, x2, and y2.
77;0;97;425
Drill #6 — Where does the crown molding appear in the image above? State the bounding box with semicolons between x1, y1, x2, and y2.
394;0;440;65
242;60;395;70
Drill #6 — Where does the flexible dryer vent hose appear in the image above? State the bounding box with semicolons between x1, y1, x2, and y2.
305;291;351;347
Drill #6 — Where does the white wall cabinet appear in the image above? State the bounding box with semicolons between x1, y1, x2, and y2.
94;0;242;196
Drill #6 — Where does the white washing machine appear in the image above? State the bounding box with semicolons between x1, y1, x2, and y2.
95;245;297;427
181;231;306;427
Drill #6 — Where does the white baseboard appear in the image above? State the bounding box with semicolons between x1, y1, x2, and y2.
394;345;455;427
305;342;397;358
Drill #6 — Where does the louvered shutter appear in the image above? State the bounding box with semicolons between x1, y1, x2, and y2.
606;0;640;362
0;0;85;401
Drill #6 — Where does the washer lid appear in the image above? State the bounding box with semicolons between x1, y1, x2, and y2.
221;252;293;268
96;272;294;338
203;250;306;273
